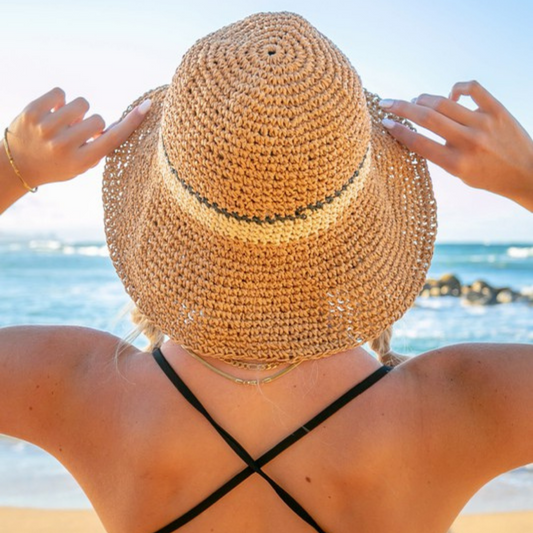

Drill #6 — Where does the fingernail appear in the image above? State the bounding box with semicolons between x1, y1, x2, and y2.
382;118;396;129
378;99;395;109
411;97;418;104
138;99;152;116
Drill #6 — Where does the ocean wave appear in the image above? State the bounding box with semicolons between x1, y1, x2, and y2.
62;245;109;257
461;254;500;263
7;240;110;257
29;239;63;251
507;246;533;258
521;286;533;297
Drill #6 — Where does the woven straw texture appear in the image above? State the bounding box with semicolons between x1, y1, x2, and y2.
103;12;437;364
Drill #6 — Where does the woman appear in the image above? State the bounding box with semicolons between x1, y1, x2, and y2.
1;12;532;533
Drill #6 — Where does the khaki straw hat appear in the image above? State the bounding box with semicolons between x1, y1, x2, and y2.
103;11;437;364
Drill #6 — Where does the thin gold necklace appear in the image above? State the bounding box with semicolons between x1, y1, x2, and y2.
227;360;281;371
181;346;301;385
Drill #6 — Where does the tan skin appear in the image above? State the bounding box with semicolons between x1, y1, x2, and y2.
1;81;532;533
380;80;533;211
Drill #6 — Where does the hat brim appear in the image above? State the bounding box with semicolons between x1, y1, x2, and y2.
103;86;437;363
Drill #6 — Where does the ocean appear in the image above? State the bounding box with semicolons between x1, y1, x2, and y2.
0;239;532;512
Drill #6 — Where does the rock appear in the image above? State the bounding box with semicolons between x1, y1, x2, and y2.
496;288;517;304
419;278;438;297
429;286;442;297
419;274;527;305
462;290;498;306
470;279;492;293
419;274;462;297
461;279;498;306
439;273;462;297
462;279;498;306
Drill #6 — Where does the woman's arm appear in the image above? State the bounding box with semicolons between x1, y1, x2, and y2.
1;86;151;213
0;87;150;442
379;80;533;211
453;342;533;472
381;80;533;467
0;326;120;444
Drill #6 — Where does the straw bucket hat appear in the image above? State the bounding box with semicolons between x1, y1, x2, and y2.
103;11;437;364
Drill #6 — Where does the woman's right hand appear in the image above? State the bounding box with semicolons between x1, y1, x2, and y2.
1;87;151;214
378;80;533;212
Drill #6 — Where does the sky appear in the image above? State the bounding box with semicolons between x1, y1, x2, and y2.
0;0;532;243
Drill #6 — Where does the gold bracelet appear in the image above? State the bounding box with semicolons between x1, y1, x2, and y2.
3;128;38;193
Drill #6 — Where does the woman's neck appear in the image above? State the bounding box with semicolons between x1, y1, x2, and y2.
160;341;382;390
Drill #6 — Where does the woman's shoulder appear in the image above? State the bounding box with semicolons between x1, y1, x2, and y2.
0;324;140;446
399;341;530;391
396;342;533;473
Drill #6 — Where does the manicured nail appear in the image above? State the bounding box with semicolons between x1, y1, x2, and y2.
138;99;152;115
382;118;396;129
378;99;395;109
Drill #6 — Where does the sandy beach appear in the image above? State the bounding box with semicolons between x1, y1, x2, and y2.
1;507;533;532
0;507;105;532
453;511;533;532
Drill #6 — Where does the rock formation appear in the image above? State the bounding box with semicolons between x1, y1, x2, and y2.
420;274;532;306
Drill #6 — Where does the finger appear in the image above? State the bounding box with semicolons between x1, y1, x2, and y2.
80;99;152;165
449;80;503;113
87;120;119;143
61;114;106;147
381;119;453;170
103;120;119;132
379;99;469;145
23;87;66;121
41;97;91;134
413;93;479;127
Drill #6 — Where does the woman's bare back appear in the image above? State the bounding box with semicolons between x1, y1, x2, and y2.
14;333;527;533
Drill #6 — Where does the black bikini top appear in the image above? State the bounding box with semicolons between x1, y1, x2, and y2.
151;347;393;533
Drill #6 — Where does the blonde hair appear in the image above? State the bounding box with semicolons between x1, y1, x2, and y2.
370;325;407;367
128;305;406;367
128;306;165;352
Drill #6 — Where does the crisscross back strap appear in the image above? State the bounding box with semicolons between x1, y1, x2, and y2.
152;348;392;533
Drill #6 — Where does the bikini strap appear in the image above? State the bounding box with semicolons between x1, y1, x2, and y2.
152;348;329;533
151;348;392;533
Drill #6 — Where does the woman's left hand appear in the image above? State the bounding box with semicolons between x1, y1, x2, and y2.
1;87;151;213
378;81;533;212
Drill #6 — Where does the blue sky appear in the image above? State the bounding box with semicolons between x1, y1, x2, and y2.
0;0;532;242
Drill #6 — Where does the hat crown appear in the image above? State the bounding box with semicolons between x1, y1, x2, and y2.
103;11;437;363
160;12;372;221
